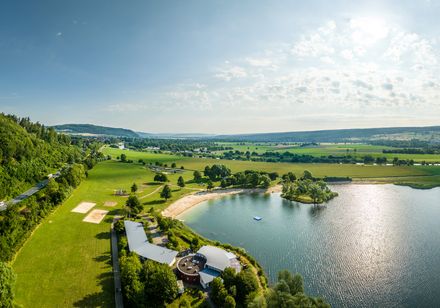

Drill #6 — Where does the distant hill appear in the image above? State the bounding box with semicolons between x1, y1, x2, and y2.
53;124;139;138
215;126;440;143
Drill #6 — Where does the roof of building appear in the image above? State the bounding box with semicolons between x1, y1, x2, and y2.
196;245;238;272
124;220;178;265
199;268;221;286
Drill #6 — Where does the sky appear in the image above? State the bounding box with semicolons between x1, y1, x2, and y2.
1;0;440;134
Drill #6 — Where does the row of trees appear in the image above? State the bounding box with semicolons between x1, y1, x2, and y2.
221;149;426;165
192;165;275;190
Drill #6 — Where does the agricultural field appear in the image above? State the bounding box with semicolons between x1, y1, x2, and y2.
103;147;440;186
215;142;440;162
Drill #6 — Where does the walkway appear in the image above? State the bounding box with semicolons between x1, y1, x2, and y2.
111;219;124;308
1;171;62;211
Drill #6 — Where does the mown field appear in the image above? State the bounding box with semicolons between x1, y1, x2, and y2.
12;158;203;307
216;142;440;162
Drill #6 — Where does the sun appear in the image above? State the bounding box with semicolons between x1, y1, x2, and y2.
350;17;389;45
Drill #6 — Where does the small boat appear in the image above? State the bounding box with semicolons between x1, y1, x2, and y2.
253;216;262;221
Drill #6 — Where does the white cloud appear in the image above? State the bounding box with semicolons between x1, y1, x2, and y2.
214;66;247;81
107;19;440;130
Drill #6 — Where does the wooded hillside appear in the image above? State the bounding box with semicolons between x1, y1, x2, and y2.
0;114;82;200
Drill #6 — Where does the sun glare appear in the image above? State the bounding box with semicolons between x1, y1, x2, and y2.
350;17;389;45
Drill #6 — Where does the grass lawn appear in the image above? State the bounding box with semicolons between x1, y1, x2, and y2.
11;160;171;307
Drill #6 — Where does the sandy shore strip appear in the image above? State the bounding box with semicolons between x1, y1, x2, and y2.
162;185;281;219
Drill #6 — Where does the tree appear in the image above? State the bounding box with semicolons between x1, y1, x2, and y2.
190;237;200;251
193;170;202;182
126;195;142;215
302;170;313;180
224;295;236;308
141;260;178;304
0;262;16;308
131;183;138;193
120;153;127;162
207;180;214;190
221;267;237;290
260;175;271;188
160;185;172;200
309;183;324;206
154;173;168;182
171;162;176;168
277;270;304;296
268;172;279;181
62;163;85;188
120;253;143;306
211;277;228;306
235;268;259;304
177;176;185;188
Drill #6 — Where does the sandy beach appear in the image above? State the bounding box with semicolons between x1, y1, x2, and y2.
162;185;282;218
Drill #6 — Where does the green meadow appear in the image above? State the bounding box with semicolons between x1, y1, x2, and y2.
216;142;440;162
12;158;201;307
12;147;440;307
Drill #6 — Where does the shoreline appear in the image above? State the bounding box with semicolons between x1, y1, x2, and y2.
162;179;440;219
162;185;282;219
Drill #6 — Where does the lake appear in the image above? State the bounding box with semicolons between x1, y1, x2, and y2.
178;184;440;307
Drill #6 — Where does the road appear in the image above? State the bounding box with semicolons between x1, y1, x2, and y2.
0;171;61;211
111;220;124;308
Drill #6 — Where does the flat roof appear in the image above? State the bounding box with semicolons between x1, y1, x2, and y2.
199;268;220;286
197;245;238;272
124;220;178;265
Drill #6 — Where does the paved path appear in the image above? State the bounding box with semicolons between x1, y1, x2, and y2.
1;172;61;211
111;220;124;308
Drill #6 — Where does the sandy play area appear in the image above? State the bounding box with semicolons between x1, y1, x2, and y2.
83;209;109;224
71;202;96;213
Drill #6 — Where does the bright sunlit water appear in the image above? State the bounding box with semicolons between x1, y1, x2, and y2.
178;184;440;307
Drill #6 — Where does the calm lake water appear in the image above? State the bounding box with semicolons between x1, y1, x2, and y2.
178;184;440;307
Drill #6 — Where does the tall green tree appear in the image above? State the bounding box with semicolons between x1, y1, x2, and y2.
160;185;172;200
126;195;142;215
120;254;144;306
177;176;185;188
207;180;214;190
131;183;138;193
0;261;16;308
141;260;178;304
193;170;202;182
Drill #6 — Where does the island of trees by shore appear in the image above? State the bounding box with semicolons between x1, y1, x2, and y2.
281;171;338;205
